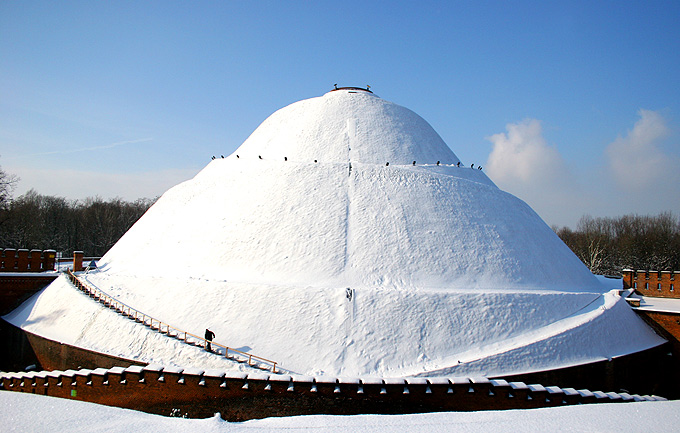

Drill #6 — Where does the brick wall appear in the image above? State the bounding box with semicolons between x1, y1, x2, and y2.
24;331;145;371
4;329;672;420
0;275;57;315
632;309;680;396
623;269;679;298
638;310;680;339
0;365;663;421
634;310;680;354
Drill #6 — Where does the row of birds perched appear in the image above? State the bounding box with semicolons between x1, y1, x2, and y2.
211;155;483;170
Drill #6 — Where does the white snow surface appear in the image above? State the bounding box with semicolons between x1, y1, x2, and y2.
630;294;680;314
4;89;665;377
2;392;679;433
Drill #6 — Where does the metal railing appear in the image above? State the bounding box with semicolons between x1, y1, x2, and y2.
65;269;278;373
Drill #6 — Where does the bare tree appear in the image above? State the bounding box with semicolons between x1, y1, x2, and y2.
555;212;680;275
0;165;19;227
0;188;156;256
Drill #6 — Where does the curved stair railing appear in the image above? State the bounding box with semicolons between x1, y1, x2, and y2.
65;269;278;373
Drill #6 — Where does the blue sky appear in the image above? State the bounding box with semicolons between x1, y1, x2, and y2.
1;1;678;227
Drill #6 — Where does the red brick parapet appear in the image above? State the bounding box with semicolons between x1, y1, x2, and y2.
623;269;679;298
0;249;55;272
0;365;665;421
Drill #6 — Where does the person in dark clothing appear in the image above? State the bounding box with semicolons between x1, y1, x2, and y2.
205;328;215;352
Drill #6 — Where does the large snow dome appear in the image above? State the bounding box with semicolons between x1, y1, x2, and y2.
6;88;664;377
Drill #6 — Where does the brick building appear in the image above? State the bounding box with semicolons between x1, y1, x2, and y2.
622;269;678;299
0;249;56;272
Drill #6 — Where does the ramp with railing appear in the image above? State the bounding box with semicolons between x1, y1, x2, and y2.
64;269;278;373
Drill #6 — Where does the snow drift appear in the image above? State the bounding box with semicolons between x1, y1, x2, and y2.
5;88;664;377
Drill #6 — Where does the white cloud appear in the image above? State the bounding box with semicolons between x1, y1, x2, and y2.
484;111;680;228
486;118;567;185
8;166;199;201
605;109;674;191
485;118;582;227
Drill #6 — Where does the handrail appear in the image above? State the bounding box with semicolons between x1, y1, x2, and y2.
65;269;278;373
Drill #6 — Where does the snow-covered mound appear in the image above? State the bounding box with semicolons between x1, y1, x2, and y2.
5;88;664;377
98;89;599;292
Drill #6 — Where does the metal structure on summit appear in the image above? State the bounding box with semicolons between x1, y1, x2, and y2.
332;84;372;93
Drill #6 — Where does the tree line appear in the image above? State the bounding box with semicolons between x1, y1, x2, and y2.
553;212;680;276
0;189;155;257
3;190;156;257
0;166;155;257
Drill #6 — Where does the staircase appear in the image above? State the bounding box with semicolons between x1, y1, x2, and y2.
64;269;278;373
